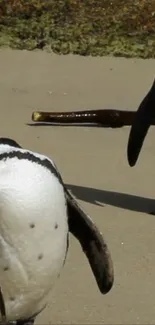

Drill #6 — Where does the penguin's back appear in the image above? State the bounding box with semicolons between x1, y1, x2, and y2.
0;145;68;321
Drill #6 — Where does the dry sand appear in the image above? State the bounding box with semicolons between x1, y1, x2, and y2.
0;49;155;324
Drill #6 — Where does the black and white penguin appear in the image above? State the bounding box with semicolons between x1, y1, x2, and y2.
127;78;155;167
0;138;114;325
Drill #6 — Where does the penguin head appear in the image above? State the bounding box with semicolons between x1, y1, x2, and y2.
127;78;155;167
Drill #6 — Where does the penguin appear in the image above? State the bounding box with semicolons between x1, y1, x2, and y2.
0;137;114;325
127;78;155;167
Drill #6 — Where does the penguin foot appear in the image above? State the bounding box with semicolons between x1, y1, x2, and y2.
16;318;35;325
149;211;155;216
0;320;34;325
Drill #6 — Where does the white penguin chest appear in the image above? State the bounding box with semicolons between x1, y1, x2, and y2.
0;157;68;321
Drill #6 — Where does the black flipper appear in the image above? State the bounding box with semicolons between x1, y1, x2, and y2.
0;286;6;323
127;79;155;167
65;188;114;294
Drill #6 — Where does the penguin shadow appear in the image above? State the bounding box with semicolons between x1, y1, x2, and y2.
66;184;155;215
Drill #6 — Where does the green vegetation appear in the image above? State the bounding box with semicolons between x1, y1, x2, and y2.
0;0;155;57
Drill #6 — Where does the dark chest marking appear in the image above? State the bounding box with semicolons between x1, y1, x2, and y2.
0;150;63;184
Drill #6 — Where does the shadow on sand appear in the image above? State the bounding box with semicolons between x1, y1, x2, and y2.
66;184;155;214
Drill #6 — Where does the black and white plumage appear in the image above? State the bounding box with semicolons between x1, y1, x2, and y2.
127;78;155;167
0;138;114;325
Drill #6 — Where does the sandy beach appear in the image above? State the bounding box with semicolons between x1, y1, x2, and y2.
0;49;155;324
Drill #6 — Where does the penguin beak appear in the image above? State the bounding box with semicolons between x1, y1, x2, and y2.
127;79;155;167
65;188;114;295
